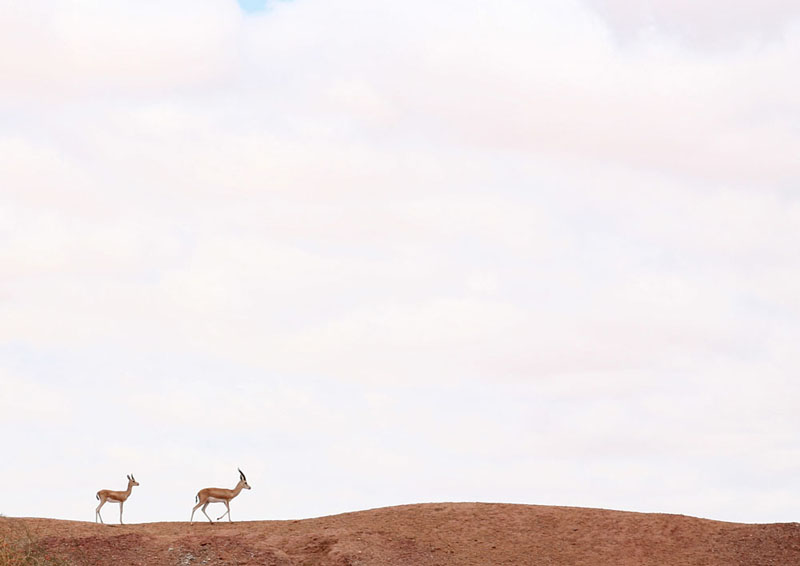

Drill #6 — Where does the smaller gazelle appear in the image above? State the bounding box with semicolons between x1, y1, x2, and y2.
190;468;251;524
95;474;139;524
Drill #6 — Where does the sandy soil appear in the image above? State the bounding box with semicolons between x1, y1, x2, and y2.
3;503;799;565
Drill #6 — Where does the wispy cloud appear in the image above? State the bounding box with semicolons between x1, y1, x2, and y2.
586;0;800;46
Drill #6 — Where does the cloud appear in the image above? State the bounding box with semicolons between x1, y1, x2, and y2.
2;0;797;384
233;0;800;187
0;0;240;98
584;0;800;46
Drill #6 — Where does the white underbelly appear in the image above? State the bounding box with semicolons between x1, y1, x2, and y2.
207;497;228;503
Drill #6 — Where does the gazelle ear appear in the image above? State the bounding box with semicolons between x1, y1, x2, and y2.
238;468;247;482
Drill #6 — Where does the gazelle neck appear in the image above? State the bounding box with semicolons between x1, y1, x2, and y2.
232;481;245;496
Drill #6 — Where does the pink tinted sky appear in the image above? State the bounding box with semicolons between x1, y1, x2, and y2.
1;0;799;524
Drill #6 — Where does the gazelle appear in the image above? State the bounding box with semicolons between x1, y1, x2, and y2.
190;468;251;524
95;474;139;524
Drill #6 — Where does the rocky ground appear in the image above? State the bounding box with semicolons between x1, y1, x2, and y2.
3;503;800;565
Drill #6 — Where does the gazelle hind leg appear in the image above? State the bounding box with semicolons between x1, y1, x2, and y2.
190;500;203;524
96;499;106;524
201;502;213;523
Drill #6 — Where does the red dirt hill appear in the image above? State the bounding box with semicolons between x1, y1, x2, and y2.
3;503;799;565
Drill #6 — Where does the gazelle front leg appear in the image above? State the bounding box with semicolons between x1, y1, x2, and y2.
217;501;231;522
119;501;124;524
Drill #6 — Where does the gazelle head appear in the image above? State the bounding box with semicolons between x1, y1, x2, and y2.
238;468;251;490
127;474;140;486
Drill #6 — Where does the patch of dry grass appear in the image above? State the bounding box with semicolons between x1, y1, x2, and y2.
0;519;72;566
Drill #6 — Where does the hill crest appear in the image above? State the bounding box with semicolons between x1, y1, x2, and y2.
3;502;799;565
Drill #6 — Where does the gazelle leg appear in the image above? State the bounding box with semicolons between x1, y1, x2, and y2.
119;501;124;525
96;499;106;524
217;501;231;522
191;501;203;524
201;502;213;523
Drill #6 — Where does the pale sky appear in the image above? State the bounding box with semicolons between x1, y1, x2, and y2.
1;0;799;525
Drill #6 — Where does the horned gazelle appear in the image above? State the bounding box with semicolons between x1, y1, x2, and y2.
190;468;251;524
95;474;139;524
